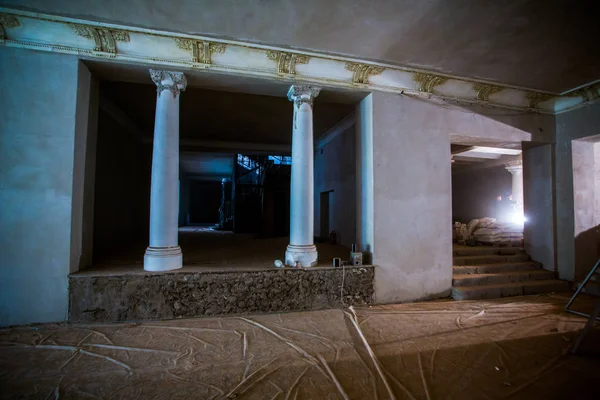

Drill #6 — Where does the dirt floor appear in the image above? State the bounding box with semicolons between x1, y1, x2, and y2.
2;293;599;399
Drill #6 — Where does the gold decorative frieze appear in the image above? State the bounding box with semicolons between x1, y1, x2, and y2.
175;39;225;65
345;62;385;84
0;13;19;43
473;83;503;101
526;92;553;109
266;50;309;75
70;24;129;56
413;73;448;93
569;83;600;101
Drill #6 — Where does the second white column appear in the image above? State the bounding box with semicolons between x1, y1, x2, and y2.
286;85;321;267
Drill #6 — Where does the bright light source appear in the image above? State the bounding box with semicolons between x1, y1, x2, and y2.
508;212;527;226
471;146;522;155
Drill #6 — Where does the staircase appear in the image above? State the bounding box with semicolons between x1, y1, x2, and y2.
452;246;569;300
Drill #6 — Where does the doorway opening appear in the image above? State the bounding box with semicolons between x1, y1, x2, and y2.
450;142;524;246
88;61;365;269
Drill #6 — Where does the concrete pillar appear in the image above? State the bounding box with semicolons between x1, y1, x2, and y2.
505;160;524;221
285;85;321;267
356;94;374;262
522;143;555;273
144;70;187;272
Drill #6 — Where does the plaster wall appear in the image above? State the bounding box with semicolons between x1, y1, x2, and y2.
595;143;600;225
444;102;555;146
371;94;452;303
314;123;356;249
451;166;512;222
555;102;600;281
522;143;556;273
571;140;600;279
0;48;92;326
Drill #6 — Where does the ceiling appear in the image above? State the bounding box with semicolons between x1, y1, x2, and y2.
95;62;356;180
451;144;521;171
100;82;354;146
4;0;598;92
87;60;366;104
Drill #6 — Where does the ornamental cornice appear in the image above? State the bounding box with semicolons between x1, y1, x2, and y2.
266;50;310;75
568;83;600;102
526;92;553;109
70;24;129;56
413;73;448;93
472;83;503;101
344;62;385;84
0;13;19;43
174;38;225;65
0;7;597;115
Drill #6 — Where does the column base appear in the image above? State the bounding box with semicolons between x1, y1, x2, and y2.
285;244;318;267
144;246;183;272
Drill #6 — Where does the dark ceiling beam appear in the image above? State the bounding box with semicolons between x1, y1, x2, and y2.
178;139;290;154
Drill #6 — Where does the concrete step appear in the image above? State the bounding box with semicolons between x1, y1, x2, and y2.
452;279;570;300
453;253;530;266
576;281;600;297
453;270;555;287
453;261;541;275
453;247;525;257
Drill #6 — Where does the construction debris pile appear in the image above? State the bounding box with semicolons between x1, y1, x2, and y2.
454;217;523;246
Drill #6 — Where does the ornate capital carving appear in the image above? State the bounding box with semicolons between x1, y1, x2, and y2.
505;160;523;173
71;24;129;56
345;62;385;84
0;13;20;43
175;39;225;65
150;70;187;98
266;50;310;74
526;92;553;109
413;73;448;93
473;83;503;101
287;85;321;108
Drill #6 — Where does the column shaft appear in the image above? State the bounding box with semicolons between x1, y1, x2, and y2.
505;160;525;225
285;85;321;267
511;169;524;207
144;70;186;272
290;102;315;245
149;91;180;247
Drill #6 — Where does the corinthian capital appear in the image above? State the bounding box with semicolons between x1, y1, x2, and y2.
505;160;523;174
150;70;187;98
287;85;321;108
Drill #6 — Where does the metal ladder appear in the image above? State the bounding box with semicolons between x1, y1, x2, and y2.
565;257;600;354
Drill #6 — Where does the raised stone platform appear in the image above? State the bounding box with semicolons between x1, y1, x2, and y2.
69;265;375;323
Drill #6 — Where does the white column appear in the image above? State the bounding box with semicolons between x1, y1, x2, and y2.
144;70;187;271
285;85;321;267
505;160;524;222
